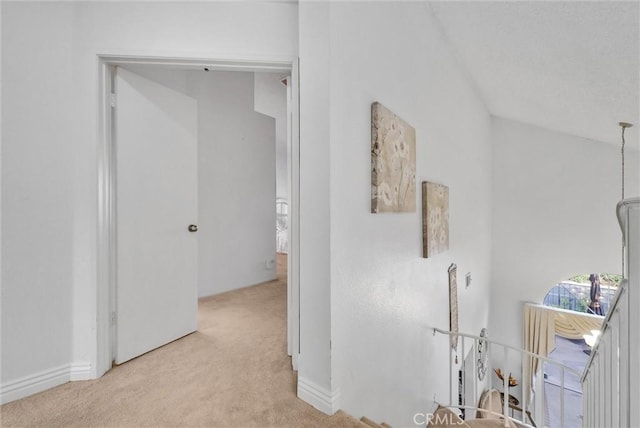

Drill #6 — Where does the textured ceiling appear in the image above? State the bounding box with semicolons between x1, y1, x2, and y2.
429;1;639;149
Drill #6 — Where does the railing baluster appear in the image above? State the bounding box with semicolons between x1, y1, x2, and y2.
608;327;613;428
461;336;466;413
586;376;590;428
604;323;609;427
521;350;526;425
612;317;619;428
584;376;589;428
598;335;608;427
560;366;564;428
592;359;597;427
431;326;587;428
536;357;544;428
621;286;629;428
596;358;600;426
449;336;453;406
473;338;478;416
503;346;509;426
592;375;596;428
599;327;605;427
584;377;588;427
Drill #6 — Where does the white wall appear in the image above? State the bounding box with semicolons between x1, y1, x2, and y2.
1;0;297;401
316;3;493;425
297;1;335;413
1;2;76;393
490;117;640;351
121;65;189;95
0;0;3;389
189;70;277;297
254;73;288;200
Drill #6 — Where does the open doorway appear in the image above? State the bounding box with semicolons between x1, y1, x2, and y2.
96;56;300;377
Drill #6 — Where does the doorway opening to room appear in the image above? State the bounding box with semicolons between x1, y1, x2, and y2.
96;56;300;378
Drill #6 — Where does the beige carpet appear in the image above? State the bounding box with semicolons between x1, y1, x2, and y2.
1;255;363;428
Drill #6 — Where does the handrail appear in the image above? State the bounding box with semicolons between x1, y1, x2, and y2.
581;198;638;427
432;326;583;427
524;302;604;321
580;279;628;383
617;198;640;243
431;327;582;377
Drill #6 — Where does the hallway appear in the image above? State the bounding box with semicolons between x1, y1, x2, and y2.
0;255;359;427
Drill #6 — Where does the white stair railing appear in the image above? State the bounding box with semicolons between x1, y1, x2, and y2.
432;327;580;428
581;198;640;428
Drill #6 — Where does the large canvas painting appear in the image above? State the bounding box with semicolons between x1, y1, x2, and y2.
422;181;449;258
371;102;416;213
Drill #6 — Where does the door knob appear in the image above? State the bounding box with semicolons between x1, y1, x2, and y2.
188;224;198;232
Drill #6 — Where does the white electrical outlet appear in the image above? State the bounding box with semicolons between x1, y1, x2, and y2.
265;259;275;269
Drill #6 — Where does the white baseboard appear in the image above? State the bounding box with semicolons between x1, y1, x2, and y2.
297;376;340;415
70;361;92;381
1;361;92;404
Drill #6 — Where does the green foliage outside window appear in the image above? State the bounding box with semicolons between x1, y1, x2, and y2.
569;273;622;287
552;295;590;312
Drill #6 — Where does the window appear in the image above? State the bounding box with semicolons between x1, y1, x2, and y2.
542;273;621;317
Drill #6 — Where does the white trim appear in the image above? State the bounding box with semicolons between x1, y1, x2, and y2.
297;376;341;415
0;362;92;404
99;54;293;73
96;58;115;378
288;57;301;372
69;362;93;381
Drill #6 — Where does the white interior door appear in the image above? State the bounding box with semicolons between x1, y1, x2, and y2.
115;67;198;364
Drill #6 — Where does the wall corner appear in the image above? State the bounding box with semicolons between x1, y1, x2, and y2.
297;375;341;415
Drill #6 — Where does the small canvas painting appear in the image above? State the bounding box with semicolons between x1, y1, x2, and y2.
448;263;459;350
371;102;416;213
422;181;449;258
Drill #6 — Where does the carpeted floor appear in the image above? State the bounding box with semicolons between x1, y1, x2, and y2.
1;255;362;428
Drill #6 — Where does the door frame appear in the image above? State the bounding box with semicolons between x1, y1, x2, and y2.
96;54;300;376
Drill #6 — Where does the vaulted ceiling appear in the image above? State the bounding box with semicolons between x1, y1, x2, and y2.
429;1;639;149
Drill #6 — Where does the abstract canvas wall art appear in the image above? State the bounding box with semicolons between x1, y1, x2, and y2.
422;181;449;258
371;102;416;213
448;263;459;351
